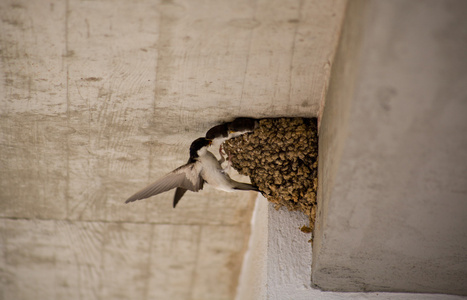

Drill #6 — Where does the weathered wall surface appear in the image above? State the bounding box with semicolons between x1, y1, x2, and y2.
0;0;345;299
313;0;467;295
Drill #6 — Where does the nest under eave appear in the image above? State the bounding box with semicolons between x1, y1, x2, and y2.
223;117;318;235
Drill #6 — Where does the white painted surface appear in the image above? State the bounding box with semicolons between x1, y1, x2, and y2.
236;196;268;300
267;204;313;300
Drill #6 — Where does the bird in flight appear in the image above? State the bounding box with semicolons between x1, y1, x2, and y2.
125;137;258;208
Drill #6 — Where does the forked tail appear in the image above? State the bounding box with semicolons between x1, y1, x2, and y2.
232;181;260;192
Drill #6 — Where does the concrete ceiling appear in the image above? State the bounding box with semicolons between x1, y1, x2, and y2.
0;0;344;299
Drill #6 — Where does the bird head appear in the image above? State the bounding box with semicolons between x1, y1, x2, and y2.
189;137;212;158
205;123;229;140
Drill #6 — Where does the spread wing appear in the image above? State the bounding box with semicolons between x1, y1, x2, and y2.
125;162;204;204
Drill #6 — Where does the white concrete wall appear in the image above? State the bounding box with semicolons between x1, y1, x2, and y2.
236;196;268;300
313;0;467;296
262;206;465;300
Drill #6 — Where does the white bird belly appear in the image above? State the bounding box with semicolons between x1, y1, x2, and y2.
198;152;235;192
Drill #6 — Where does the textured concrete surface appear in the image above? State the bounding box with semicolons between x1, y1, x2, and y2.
0;0;345;299
235;196;268;300
7;0;465;298
313;0;467;295
260;204;465;300
267;204;313;300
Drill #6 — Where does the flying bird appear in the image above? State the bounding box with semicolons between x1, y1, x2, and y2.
125;137;259;208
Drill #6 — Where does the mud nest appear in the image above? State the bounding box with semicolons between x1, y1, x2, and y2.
223;118;318;234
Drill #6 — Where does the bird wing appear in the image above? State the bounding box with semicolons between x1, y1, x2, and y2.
172;158;205;208
125;162;204;203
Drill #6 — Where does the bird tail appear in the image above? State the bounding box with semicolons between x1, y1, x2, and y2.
173;188;188;208
232;181;260;192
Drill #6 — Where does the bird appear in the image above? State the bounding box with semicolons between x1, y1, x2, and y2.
206;117;258;161
125;137;259;208
206;117;258;143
